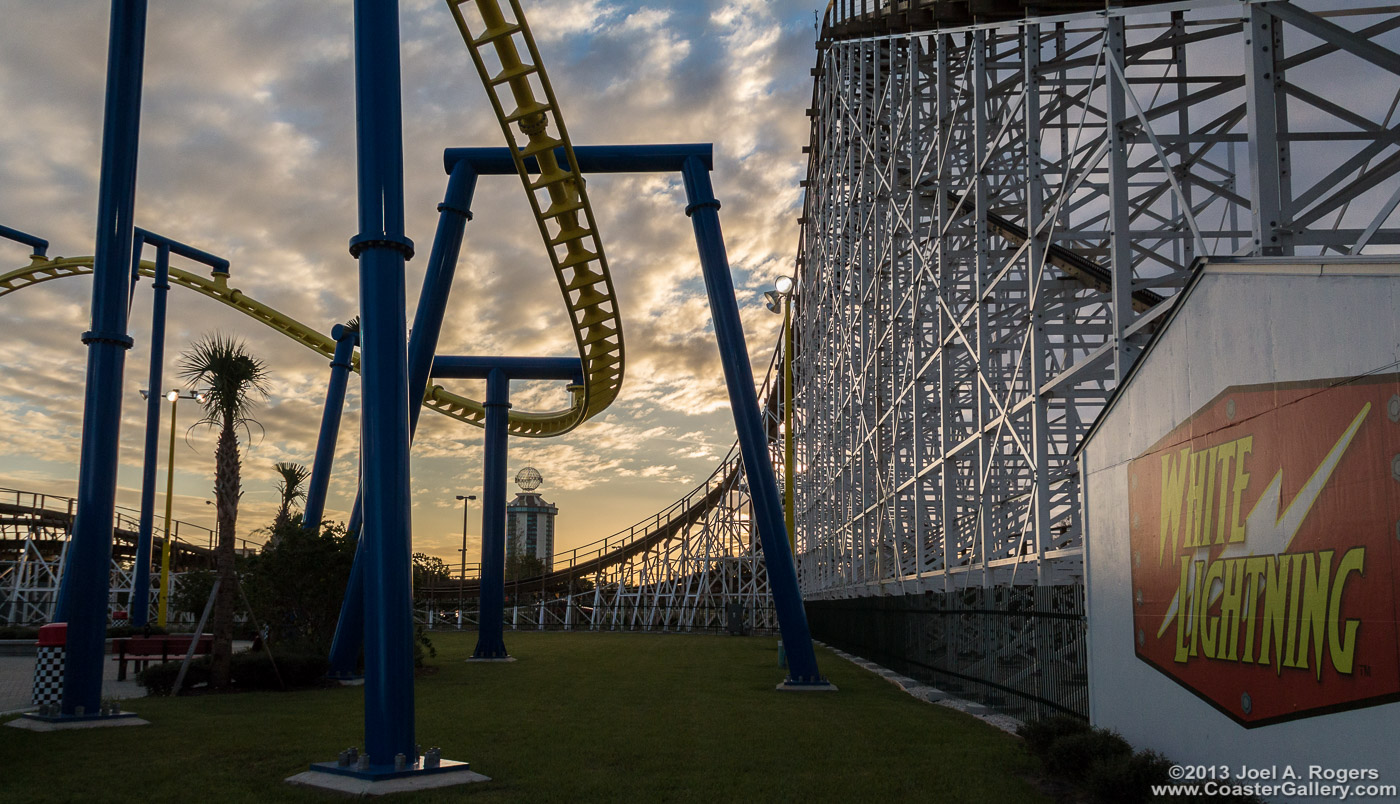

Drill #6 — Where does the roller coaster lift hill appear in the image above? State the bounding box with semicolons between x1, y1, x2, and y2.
3;0;831;780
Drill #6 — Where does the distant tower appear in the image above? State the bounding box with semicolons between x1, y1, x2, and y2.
506;467;557;571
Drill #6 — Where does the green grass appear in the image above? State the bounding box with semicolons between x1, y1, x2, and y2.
0;632;1049;803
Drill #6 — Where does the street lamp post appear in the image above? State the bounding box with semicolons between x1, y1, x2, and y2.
143;388;205;628
765;275;796;553
455;493;476;627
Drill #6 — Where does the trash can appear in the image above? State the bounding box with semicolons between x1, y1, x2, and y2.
31;622;66;708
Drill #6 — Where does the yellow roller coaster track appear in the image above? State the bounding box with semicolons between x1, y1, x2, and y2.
446;0;624;434
1;0;623;439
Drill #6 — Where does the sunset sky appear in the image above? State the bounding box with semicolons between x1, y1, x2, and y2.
0;1;820;565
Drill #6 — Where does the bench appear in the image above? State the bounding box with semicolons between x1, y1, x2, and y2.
113;634;213;681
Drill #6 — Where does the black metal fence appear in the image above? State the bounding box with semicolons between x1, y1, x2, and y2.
806;584;1088;721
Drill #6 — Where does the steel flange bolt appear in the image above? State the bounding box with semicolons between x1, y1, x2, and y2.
355;753;370;772
394;753;407;771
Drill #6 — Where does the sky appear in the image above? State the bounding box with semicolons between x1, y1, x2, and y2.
0;0;821;566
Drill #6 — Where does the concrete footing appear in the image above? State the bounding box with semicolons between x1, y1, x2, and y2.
775;681;839;692
7;712;148;731
287;762;488;796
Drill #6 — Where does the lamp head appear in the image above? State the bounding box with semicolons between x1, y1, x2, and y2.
166;390;180;402
195;391;208;403
775;275;794;294
764;290;781;314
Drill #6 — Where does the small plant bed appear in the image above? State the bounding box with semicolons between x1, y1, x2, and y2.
1018;715;1264;803
137;649;330;695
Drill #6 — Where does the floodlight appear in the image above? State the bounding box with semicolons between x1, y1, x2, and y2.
775;276;794;294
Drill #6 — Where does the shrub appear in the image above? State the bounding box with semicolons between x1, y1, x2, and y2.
1044;727;1132;782
1085;748;1173;804
137;655;211;696
414;625;436;668
1017;714;1090;762
106;625;168;639
230;649;328;690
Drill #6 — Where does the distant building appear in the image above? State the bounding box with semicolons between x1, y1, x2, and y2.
506;467;556;571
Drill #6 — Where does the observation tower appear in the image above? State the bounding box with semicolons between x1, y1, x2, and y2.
506;468;556;572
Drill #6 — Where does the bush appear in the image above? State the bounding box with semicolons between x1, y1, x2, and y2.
138;649;329;694
1044;727;1132;782
1017;714;1090;762
1085;748;1173;804
137;655;211;696
230;649;328;690
106;625;168;639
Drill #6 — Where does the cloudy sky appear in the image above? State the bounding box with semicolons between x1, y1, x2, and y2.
0;0;820;565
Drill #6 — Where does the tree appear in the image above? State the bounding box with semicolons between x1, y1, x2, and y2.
271;461;311;535
179;334;270;689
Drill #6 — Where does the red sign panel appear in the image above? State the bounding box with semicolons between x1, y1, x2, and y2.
1128;375;1400;727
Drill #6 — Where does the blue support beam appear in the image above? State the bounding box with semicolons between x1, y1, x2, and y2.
427;355;583;660
475;368;510;659
679;155;827;686
0;224;49;258
129;228;229;628
303;324;358;534
327;159;478;678
55;0;148;717
131;234;162;628
444;143;711;177
350;0;416;768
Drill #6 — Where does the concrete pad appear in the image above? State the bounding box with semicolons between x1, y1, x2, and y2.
6;713;149;731
286;765;489;796
775;681;839;692
465;657;516;663
335;678;365;686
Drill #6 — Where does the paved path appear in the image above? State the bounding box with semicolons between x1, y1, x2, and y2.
0;653;142;715
0;640;252;715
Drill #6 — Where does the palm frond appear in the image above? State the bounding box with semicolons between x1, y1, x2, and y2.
177;333;271;431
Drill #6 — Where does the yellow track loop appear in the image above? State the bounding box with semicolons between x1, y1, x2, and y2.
0;256;499;430
446;0;625;436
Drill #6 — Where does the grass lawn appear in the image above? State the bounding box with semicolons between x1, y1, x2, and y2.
0;631;1049;803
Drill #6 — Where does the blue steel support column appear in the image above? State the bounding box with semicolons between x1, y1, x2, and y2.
131;236;165;627
56;0;148;716
302;325;358;533
350;0;416;765
679;156;826;685
326;159;478;677
474;367;510;659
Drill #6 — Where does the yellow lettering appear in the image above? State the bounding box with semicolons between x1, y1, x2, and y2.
1200;447;1220;545
1328;547;1365;675
1259;553;1291;674
1191;559;1206;657
1240;556;1267;664
1186;450;1211;547
1213;442;1237;545
1175;559;1192;663
1229;436;1252;543
1284;554;1305;669
1160;448;1191;563
1218;558;1245;661
1200;558;1224;659
1297;551;1334;679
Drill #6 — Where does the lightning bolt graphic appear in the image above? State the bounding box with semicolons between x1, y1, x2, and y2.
1154;402;1371;640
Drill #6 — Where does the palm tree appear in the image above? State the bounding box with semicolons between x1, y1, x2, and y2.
179;334;270;689
272;461;311;535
